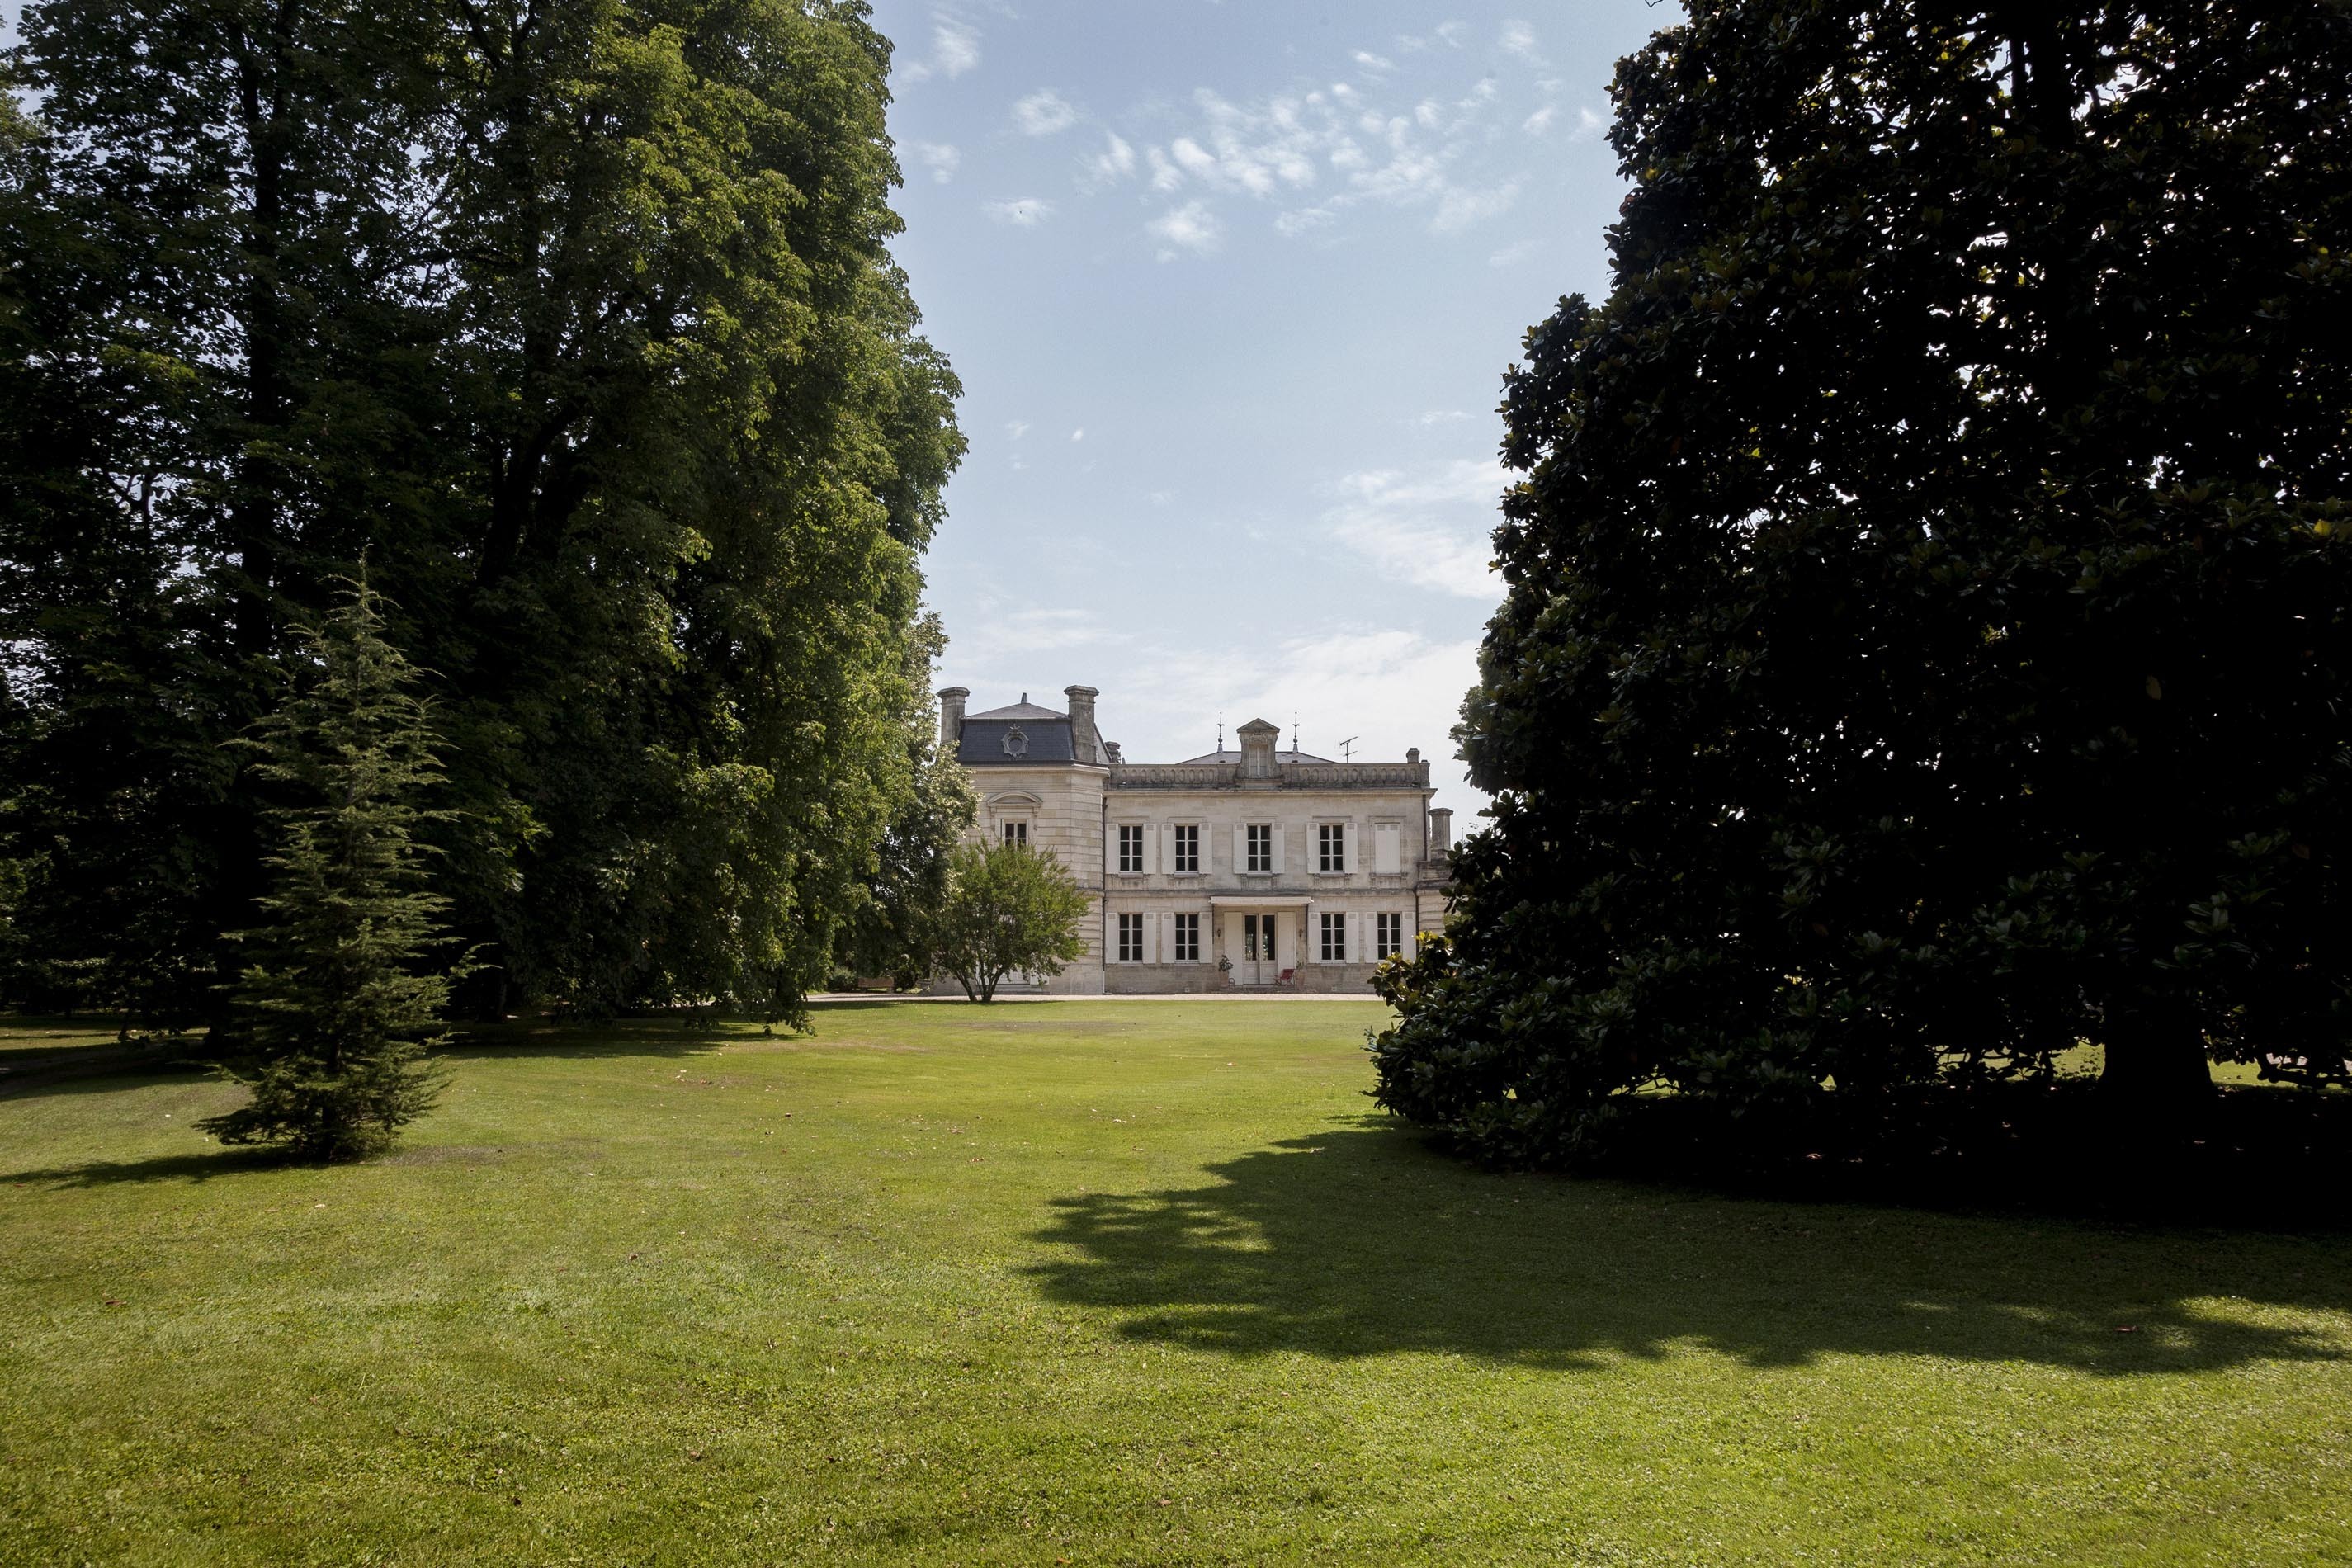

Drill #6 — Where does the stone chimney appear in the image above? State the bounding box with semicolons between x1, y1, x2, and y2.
937;687;969;752
1237;717;1280;779
1429;806;1454;859
1064;684;1101;764
1406;747;1420;764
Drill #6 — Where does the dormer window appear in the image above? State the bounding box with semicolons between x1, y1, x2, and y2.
1003;725;1027;757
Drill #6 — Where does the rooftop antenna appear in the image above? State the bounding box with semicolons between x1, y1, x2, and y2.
1339;734;1358;763
1216;711;1224;753
1292;712;1300;756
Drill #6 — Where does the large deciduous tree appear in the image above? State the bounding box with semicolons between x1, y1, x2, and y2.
1372;1;2352;1168
0;1;962;1027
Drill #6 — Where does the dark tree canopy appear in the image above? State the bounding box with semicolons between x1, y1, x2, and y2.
0;0;962;1027
930;841;1090;1004
1372;0;2352;1168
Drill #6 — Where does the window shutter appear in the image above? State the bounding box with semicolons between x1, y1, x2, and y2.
1144;823;1159;876
1232;824;1248;873
1375;824;1401;874
1162;822;1174;872
1272;824;1286;876
1341;821;1354;873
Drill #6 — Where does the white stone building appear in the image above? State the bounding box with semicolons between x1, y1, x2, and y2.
936;684;1456;994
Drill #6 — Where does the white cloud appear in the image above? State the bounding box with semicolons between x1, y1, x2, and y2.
1488;237;1538;268
1147;201;1223;259
1353;50;1394;75
1321;459;1509;599
1414;409;1472;427
984;197;1056;227
1147;490;1175;506
1572;106;1605;143
960;608;1128;660
1080;131;1136;188
1006;419;1030;440
910;140;961;183
1433;179;1520;234
1500;21;1542;64
1013;89;1079;137
899;16;980;84
1070;428;1085;442
1146;146;1184;191
1522;106;1556;137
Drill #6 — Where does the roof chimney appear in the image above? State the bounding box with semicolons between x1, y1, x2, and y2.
937;687;969;752
1064;685;1102;764
1406;747;1420;764
1104;740;1123;764
1429;806;1454;859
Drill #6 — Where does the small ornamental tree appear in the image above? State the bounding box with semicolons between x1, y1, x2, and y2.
199;578;462;1160
930;840;1089;1003
1372;2;2352;1169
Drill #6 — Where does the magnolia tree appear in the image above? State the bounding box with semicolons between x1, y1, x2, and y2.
1373;0;2352;1169
930;841;1089;1004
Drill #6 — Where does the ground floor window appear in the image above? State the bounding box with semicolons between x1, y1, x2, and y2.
1376;912;1403;959
1117;912;1144;961
1320;912;1347;962
1003;820;1027;848
1173;913;1200;962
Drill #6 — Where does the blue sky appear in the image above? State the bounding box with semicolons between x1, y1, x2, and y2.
874;0;1676;811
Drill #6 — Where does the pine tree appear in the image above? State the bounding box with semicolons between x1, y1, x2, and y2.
200;575;460;1160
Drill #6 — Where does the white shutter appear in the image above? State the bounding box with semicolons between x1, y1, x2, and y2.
1144;823;1159;875
1162;823;1174;873
1272;824;1286;876
1341;821;1354;873
1233;824;1248;874
1375;824;1401;874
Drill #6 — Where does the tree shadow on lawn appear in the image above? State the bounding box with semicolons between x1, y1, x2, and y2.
1027;1119;2352;1376
4;1146;287;1188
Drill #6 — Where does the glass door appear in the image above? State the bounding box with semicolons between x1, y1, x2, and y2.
1243;914;1278;983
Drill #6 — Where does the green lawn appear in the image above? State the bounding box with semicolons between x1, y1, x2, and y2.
3;999;2349;1566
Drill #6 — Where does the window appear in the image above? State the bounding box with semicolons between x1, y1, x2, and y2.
1246;823;1273;872
1319;822;1346;872
1172;824;1199;873
1376;912;1404;960
1002;725;1027;757
1117;912;1145;962
1173;913;1200;962
1117;824;1145;873
1320;912;1347;962
1003;820;1027;848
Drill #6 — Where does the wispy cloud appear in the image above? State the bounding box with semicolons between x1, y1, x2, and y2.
960;607;1129;661
1488;237;1539;268
1500;20;1543;64
984;197;1057;227
1572;106;1605;143
1080;131;1136;189
1321;460;1508;599
1522;105;1556;137
1147;201;1223;260
910;141;961;183
1353;50;1395;76
1070;428;1086;442
1013;89;1079;137
898;15;980;84
1413;409;1472;427
1005;419;1031;440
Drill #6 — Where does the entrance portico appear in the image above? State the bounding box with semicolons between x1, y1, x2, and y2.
1209;895;1314;987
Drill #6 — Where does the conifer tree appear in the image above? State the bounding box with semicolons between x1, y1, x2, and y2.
200;576;459;1160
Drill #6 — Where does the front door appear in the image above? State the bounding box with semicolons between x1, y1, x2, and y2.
1243;913;1279;984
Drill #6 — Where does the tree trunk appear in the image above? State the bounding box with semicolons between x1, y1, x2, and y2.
2099;1004;2216;1132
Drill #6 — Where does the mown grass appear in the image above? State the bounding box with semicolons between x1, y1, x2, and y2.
3;998;2349;1566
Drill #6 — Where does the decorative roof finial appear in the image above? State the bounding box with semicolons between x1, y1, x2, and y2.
1216;711;1224;753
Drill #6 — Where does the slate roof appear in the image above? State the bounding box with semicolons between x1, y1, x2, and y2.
966;697;1067;722
1175;749;1336;766
958;718;1077;764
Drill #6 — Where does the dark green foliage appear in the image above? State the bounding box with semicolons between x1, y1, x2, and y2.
0;2;962;1023
1372;1;2352;1168
930;841;1091;1004
200;579;457;1160
834;632;979;989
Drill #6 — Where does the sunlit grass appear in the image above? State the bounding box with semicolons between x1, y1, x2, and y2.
3;998;2349;1566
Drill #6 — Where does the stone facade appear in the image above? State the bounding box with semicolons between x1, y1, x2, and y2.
937;685;1455;995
